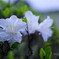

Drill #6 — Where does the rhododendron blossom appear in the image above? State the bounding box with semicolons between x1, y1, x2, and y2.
25;11;39;34
0;15;26;43
37;16;53;41
24;11;53;41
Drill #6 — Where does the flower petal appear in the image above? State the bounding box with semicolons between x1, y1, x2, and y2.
13;33;22;43
8;32;22;43
0;19;8;29
0;32;10;41
15;19;26;32
40;28;53;41
0;28;5;32
25;11;39;23
6;15;18;25
40;16;53;28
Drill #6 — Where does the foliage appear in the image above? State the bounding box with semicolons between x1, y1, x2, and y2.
40;47;52;59
3;8;10;18
22;17;27;23
8;51;14;59
40;48;45;59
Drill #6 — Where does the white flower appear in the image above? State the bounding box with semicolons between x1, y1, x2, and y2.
25;11;53;42
37;16;53;41
24;11;39;34
0;15;26;43
24;11;53;42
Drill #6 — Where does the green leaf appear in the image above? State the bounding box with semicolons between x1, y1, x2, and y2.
43;42;52;47
3;8;10;18
23;5;28;11
40;48;45;59
11;43;18;50
0;42;3;44
8;51;14;59
45;47;52;59
22;17;27;23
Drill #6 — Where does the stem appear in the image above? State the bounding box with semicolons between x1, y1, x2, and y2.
26;24;32;59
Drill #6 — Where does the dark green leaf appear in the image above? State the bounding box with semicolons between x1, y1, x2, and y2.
11;43;18;50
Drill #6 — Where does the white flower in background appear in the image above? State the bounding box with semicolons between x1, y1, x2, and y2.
0;15;26;43
25;11;39;34
25;11;53;42
37;16;53;41
26;0;59;12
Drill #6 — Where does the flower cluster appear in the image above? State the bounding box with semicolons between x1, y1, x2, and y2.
0;11;53;43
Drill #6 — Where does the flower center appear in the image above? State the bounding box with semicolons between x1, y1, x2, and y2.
6;24;16;34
